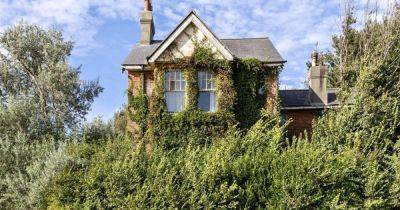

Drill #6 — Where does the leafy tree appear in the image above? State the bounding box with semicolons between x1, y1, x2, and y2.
324;4;363;88
0;23;103;208
0;23;103;139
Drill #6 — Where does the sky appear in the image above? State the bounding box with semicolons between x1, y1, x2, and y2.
0;0;396;121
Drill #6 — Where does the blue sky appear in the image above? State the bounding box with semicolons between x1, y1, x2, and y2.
0;0;395;121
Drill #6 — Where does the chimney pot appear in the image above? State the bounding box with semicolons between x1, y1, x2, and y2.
144;0;152;11
311;51;319;66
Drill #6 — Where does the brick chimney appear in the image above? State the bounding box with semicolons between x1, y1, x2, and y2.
140;0;155;45
308;51;328;105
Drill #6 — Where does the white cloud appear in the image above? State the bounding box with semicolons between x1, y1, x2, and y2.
154;0;398;88
154;0;343;88
0;0;141;55
1;0;398;89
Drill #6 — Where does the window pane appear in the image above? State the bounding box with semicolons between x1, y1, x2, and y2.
165;92;185;112
170;81;176;91
182;81;186;90
175;79;180;90
198;92;216;112
198;71;215;91
165;78;170;91
210;92;216;111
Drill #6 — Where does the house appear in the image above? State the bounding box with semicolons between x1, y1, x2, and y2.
121;0;334;139
279;52;339;138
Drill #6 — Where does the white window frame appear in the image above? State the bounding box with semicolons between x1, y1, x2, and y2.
198;71;217;112
165;70;186;112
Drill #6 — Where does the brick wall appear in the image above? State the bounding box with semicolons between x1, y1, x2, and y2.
265;73;278;113
127;71;154;96
144;71;154;96
283;109;320;139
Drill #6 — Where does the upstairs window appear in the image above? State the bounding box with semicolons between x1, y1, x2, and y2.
198;71;216;112
165;70;186;112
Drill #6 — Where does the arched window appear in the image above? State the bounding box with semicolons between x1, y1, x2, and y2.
198;71;216;112
165;70;186;112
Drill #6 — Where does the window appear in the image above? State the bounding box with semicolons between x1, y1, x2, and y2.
198;71;216;112
165;70;186;112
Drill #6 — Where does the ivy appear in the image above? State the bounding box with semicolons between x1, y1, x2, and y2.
130;43;280;145
127;80;148;138
234;59;280;129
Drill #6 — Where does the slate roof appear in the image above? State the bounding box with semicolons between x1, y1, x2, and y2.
122;37;285;66
279;89;339;108
221;38;284;63
123;40;162;66
279;90;311;108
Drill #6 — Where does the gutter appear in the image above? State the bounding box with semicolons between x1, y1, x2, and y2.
281;105;340;110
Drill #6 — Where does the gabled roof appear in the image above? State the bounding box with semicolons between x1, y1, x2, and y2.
122;11;286;67
122;38;286;66
148;11;234;63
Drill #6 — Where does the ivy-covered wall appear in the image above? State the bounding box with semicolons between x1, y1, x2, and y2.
127;45;281;145
233;59;280;129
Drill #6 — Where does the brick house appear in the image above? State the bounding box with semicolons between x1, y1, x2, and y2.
121;0;336;138
280;52;339;138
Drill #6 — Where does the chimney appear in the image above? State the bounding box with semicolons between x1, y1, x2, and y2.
140;0;155;45
308;51;328;105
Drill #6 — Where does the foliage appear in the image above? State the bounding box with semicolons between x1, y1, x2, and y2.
0;23;103;139
146;44;238;144
40;111;287;209
127;89;148;138
112;108;128;136
234;58;279;129
139;44;279;144
0;133;71;209
4;3;400;209
0;23;103;209
324;5;363;88
303;3;400;208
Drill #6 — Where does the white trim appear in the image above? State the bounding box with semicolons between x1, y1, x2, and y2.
123;65;143;70
148;12;234;63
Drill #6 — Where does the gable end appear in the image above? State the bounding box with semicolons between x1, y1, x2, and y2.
148;11;234;63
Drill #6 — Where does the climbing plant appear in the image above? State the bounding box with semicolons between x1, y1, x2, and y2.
128;42;281;145
233;59;280;129
145;44;237;145
127;78;148;138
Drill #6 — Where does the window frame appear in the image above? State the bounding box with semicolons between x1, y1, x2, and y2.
164;70;186;112
197;71;217;112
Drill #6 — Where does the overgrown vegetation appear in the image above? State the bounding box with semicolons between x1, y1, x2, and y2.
128;42;279;146
0;23;103;209
1;1;400;209
234;58;280;128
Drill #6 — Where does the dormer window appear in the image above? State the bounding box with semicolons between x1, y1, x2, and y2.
165;70;186;112
198;71;216;112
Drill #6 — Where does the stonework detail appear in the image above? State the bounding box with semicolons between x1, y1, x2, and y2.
158;23;222;62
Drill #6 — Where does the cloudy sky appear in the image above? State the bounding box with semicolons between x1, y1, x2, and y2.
0;0;395;120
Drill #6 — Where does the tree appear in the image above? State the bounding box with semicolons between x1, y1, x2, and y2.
0;23;103;139
0;23;103;208
324;4;363;89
